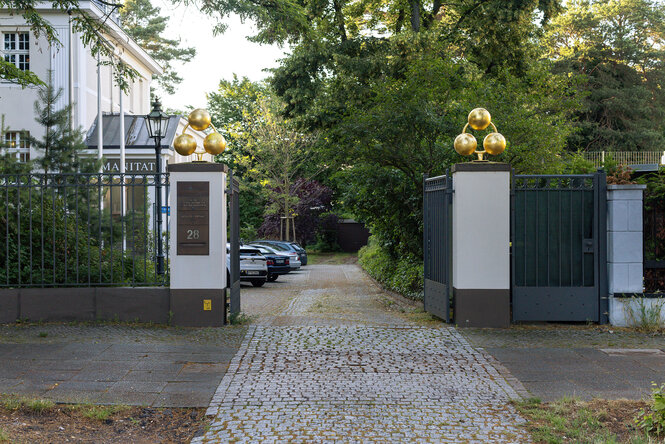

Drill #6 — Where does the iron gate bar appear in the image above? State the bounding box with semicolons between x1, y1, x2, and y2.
0;173;170;288
423;172;452;322
227;169;241;319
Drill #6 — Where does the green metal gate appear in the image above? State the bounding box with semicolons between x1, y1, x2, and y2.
511;172;608;323
423;174;453;322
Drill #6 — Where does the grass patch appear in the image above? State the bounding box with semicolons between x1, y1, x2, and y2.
229;312;254;325
0;428;9;442
73;405;129;421
24;398;54;414
515;397;655;443
0;395;54;414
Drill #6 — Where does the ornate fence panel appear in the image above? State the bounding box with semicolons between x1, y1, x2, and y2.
511;172;608;322
0;173;169;287
423;173;453;322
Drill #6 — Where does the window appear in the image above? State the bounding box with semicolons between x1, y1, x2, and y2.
4;131;30;162
3;32;29;71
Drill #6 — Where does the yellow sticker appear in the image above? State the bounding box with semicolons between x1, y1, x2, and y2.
203;299;212;311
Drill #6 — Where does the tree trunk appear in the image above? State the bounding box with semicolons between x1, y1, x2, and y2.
396;8;405;33
332;0;347;41
410;0;421;32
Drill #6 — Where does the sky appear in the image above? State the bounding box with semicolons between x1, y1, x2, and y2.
153;0;288;111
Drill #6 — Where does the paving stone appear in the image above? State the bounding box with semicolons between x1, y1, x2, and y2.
197;325;528;443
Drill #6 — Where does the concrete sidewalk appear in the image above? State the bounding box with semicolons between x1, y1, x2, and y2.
0;324;247;407
462;327;665;401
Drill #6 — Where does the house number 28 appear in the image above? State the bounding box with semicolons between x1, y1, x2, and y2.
187;229;200;240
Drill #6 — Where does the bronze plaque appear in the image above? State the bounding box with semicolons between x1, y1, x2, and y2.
177;181;210;255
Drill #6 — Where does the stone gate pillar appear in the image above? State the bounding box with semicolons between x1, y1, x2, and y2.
452;162;511;327
168;163;227;326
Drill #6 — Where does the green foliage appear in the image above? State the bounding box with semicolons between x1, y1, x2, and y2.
229;312;253;325
78;405;127;421
636;383;665;436
625;297;665;333
358;237;423;300
545;0;665;152
24;398;54;414
120;0;196;95
561;152;596;174
0;179;161;286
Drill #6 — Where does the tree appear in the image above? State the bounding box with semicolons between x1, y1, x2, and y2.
545;0;665;152
0;0;138;88
241;96;319;241
30;72;98;174
258;179;335;246
207;74;268;171
207;75;269;239
120;0;196;95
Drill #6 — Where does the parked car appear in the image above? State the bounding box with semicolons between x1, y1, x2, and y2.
251;240;301;270
250;245;291;282
226;245;268;287
252;240;308;266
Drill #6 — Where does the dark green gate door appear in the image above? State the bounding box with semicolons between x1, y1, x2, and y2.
512;173;608;323
423;174;453;322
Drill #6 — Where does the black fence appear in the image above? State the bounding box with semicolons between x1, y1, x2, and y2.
0;173;169;288
644;196;665;292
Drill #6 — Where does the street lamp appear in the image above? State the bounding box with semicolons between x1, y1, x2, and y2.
145;98;170;275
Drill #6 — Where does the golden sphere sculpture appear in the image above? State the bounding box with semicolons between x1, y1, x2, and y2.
483;132;506;156
173;108;226;161
188;108;211;131
453;108;506;161
454;133;478;156
173;134;197;156
468;108;491;131
203;132;227;155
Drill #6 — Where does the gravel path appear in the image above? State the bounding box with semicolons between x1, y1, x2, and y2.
196;264;528;443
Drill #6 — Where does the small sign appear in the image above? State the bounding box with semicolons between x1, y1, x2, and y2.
103;158;156;173
161;206;170;215
203;299;212;311
177;181;209;255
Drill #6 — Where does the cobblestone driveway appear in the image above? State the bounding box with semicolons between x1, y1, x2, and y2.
195;265;529;443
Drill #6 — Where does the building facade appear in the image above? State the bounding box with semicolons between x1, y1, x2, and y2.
0;1;210;166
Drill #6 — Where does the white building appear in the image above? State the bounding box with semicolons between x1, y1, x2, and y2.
0;0;210;168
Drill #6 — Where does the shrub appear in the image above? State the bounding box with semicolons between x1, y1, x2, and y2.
636;383;665;436
358;237;423;300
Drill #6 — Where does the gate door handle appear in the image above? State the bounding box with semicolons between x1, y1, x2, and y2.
583;238;594;253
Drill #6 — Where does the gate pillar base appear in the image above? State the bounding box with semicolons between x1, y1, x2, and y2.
451;162;511;328
170;289;225;327
453;288;510;328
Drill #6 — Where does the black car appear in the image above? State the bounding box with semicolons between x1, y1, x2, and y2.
250;245;291;282
252;240;308;266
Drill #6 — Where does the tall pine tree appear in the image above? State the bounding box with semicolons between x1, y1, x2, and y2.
31;71;98;174
120;0;196;95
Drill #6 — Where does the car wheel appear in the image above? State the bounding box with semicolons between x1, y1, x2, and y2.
267;274;278;282
251;280;265;287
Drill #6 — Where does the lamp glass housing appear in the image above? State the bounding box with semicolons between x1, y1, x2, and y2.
146;99;170;139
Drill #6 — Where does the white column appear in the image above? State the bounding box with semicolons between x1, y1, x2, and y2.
168;163;228;327
451;162;511;327
96;53;103;169
119;84;126;250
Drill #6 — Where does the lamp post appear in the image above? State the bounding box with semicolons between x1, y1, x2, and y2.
145;98;170;275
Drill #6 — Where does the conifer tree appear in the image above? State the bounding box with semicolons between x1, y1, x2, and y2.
31;71;98;174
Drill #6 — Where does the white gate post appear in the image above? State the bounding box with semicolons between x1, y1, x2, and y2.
168;163;227;326
451;162;511;327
